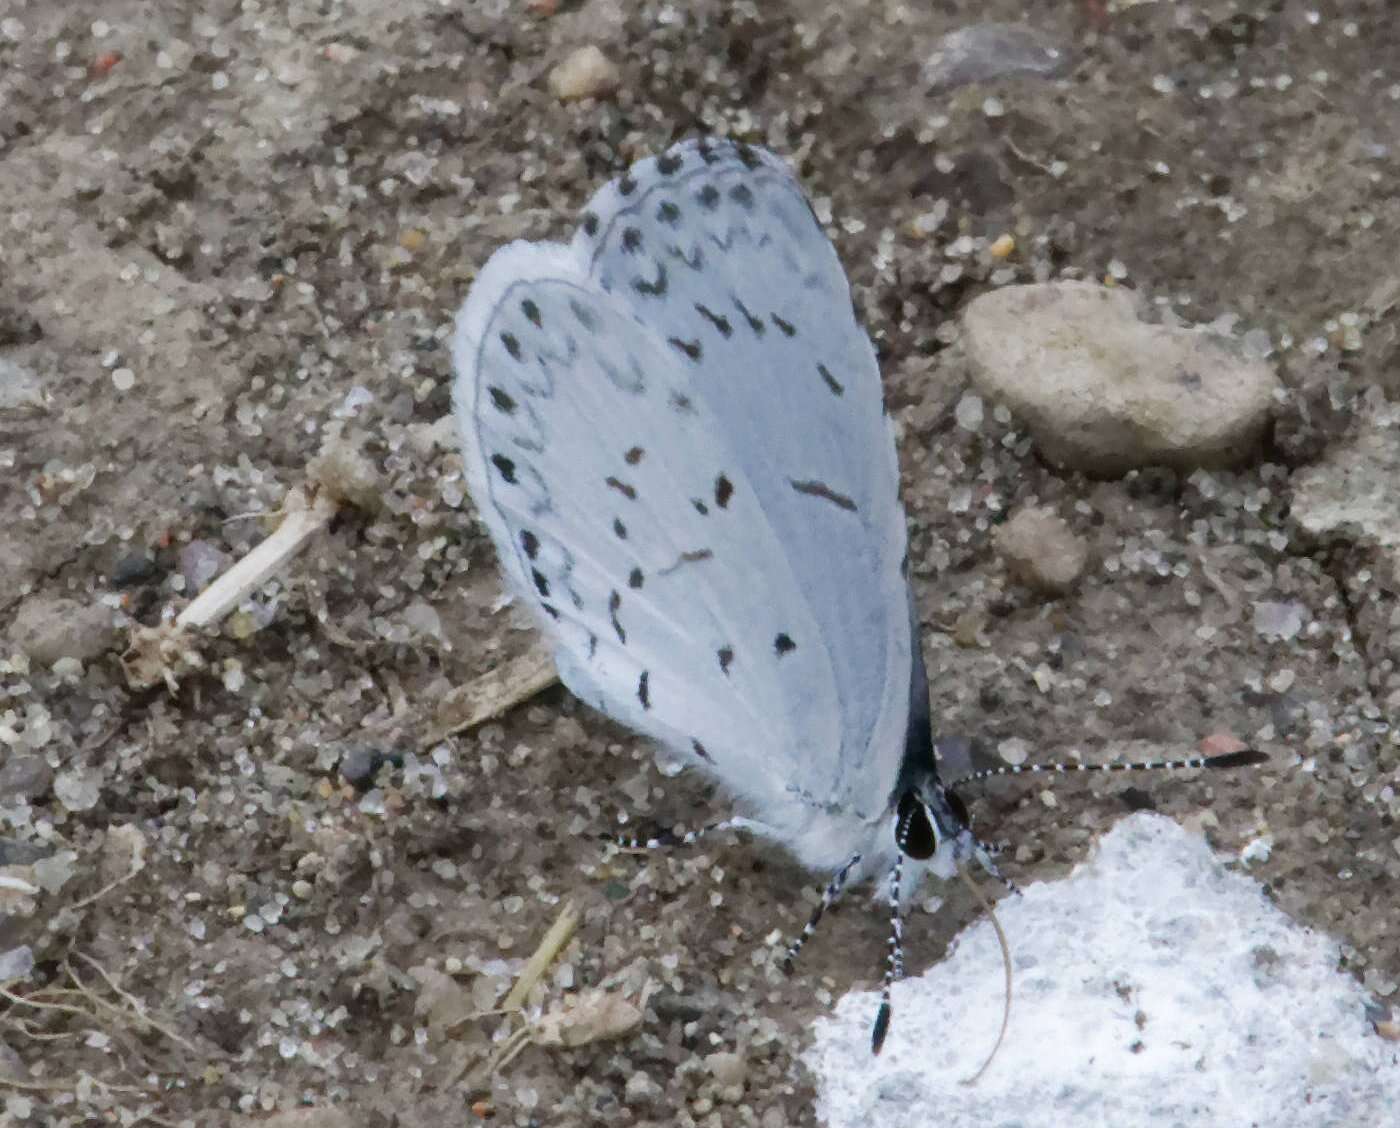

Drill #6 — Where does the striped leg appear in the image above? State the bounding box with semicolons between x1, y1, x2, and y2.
970;834;1022;898
782;851;863;973
871;854;904;1055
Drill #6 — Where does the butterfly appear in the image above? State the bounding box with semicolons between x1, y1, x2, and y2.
451;137;1265;1054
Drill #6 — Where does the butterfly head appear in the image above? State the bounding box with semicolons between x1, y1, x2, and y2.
896;781;1009;888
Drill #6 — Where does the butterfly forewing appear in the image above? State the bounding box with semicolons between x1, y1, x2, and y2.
453;139;913;848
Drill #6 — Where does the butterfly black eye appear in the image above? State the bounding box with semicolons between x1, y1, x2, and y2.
896;792;936;860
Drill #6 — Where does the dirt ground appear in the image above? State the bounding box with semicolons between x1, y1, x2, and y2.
2;1;1398;1125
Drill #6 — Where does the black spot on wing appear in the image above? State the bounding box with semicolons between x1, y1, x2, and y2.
633;261;668;297
628;567;644;590
669;337;702;361
789;478;857;511
771;313;796;337
613;518;628;539
618;174;638;196
697;184;720;210
817;363;844;396
714;474;734;509
521;299;542;327
670;391;695;414
718;646;734;675
733;298;765;335
520;530;540;559
500;332;522;360
582;212;599;236
609;590;626;644
734;142;760;170
491;454;517;483
691;498;708;515
729;183;755;209
695;304;733;337
569;299;599;331
489;386;518;414
670;244;704;271
656;153;682;175
621;227;643;253
541;602;560;620
637;670;650;709
691;739;713;763
774;632;796;656
606;476;637;500
658;549;714;575
624;446;645;465
531;568;550;597
696;139;717;163
657;200;681;225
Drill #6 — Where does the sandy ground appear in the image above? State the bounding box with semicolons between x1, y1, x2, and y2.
2;1;1397;1125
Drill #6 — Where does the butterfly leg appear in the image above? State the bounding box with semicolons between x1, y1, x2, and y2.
782;850;863;973
871;854;904;1055
969;834;1021;897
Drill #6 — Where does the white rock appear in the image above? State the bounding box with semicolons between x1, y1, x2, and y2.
921;23;1069;93
53;768;101;813
1253;600;1306;641
808;814;1398;1126
0;946;34;982
953;392;984;432
706;1050;747;1088
548;46;620;102
995;506;1089;595
962;283;1281;475
0;358;46;410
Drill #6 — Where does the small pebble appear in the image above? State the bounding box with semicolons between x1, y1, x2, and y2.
111;551;158;587
1291;417;1400;549
706;1050;747;1089
921;22;1069;92
548;45;620;101
180;540;231;594
53;768;101;813
9;595;117;665
0;947;34;982
995;506;1089;595
624;1070;662;1107
0;755;53;800
954;392;984;432
1252;600;1305;642
339;747;401;789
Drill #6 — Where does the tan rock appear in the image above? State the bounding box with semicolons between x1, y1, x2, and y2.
548;46;620;102
995;506;1089;595
963;282;1281;476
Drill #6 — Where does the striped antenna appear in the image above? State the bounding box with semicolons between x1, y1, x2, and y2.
611;818;743;851
947;748;1268;789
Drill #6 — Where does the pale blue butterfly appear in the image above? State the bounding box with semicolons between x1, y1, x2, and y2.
451;137;1265;1053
